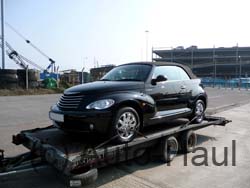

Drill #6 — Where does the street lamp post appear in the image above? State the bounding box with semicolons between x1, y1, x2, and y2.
25;65;29;90
191;48;194;69
213;45;216;87
239;56;242;89
81;67;85;84
1;0;5;69
82;57;87;84
236;43;239;78
239;56;242;78
145;30;149;61
171;47;173;62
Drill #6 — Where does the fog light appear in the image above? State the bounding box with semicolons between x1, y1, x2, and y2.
90;124;94;130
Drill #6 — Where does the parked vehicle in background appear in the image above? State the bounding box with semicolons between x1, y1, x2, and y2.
49;62;207;143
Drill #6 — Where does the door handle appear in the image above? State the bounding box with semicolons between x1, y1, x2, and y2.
180;85;186;89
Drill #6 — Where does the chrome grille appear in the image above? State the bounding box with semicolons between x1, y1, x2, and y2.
57;94;84;110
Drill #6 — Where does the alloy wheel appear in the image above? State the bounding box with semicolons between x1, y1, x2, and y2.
195;102;204;122
116;111;138;140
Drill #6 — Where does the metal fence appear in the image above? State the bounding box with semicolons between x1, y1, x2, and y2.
201;78;250;90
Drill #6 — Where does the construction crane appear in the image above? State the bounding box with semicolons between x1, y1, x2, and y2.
5;22;56;72
6;43;28;70
0;35;58;74
0;39;45;71
6;42;45;70
0;40;60;89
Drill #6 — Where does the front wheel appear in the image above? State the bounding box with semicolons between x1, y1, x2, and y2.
110;107;140;143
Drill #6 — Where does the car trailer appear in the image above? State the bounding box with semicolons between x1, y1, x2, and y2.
0;116;231;187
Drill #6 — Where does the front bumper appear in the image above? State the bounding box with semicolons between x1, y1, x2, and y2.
49;105;113;134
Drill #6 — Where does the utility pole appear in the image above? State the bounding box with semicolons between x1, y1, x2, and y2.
1;0;5;69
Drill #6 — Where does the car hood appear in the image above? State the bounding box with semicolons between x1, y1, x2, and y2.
64;81;145;95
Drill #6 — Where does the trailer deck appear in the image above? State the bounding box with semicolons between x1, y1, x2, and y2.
0;116;231;187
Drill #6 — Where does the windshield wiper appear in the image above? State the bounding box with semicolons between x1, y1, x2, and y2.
100;79;111;81
115;79;142;81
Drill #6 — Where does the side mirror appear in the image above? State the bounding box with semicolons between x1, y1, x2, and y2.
151;75;167;85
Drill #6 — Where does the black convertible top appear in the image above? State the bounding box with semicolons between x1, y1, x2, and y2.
122;61;197;79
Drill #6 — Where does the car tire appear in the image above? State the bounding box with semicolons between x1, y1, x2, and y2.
110;107;140;143
189;99;205;124
180;130;197;153
161;136;179;163
65;168;98;186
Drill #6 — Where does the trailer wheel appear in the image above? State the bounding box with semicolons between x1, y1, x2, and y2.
161;136;178;163
66;168;98;186
180;130;197;153
110;107;140;143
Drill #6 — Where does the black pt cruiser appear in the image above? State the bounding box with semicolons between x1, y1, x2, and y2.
50;62;207;143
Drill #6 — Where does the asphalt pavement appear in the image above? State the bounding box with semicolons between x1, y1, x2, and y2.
0;87;250;187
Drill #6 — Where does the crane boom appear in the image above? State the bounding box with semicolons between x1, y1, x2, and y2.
1;40;45;71
5;22;56;72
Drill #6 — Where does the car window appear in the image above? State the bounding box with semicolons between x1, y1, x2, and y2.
177;67;190;80
153;66;190;81
101;64;152;81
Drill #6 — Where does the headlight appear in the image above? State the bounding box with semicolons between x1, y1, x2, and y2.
86;99;115;110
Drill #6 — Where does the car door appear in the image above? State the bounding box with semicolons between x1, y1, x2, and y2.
145;65;180;112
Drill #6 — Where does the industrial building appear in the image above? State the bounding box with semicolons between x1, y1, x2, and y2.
90;65;115;81
153;46;250;79
60;70;90;85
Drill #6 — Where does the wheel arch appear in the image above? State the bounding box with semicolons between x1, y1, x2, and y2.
197;95;207;109
116;100;144;128
188;93;207;111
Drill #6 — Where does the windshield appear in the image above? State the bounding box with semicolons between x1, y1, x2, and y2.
101;64;152;82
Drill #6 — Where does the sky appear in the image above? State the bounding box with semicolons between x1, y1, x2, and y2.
3;0;250;72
